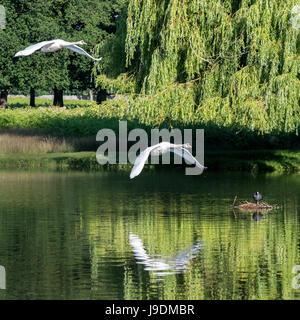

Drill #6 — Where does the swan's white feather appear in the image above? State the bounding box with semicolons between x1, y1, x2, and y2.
130;144;159;179
129;233;204;275
66;45;102;61
14;40;56;57
14;39;102;61
170;147;206;172
130;142;207;179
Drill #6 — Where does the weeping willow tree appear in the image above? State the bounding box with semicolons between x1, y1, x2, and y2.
95;0;300;136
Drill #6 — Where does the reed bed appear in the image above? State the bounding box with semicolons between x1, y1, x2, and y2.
0;129;97;153
0;132;73;153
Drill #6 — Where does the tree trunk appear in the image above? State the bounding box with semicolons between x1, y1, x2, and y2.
30;88;35;107
96;88;107;104
53;88;64;107
0;88;8;108
57;89;63;107
89;88;94;101
53;88;58;106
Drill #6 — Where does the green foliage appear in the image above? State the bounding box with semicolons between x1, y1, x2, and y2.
0;0;125;94
94;5;128;79
0;102;122;136
0;0;70;91
0;149;299;173
96;73;136;94
1;98;299;150
96;0;300;135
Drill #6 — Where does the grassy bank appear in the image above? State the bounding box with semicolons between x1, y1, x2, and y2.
206;150;300;173
3;97;300;145
0;150;299;173
1;98;299;173
0;152;129;171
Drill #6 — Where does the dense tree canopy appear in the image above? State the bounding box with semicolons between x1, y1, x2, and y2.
0;0;126;106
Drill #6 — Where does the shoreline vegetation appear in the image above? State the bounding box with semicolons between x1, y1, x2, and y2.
1;2;299;174
0;98;299;173
0;150;299;174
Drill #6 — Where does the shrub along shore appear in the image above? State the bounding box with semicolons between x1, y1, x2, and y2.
0;150;299;174
0;98;299;173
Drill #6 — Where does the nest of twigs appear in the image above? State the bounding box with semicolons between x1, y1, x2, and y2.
232;196;276;212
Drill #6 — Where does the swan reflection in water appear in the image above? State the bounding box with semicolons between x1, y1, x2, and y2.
129;233;204;277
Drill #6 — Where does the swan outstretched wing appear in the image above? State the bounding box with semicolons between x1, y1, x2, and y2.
66;45;102;61
171;241;204;271
129;233;170;271
173;241;204;262
14;40;56;57
170;147;207;172
130;144;160;179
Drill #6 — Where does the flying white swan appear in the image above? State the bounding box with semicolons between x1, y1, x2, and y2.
130;142;207;179
14;39;102;61
129;233;204;276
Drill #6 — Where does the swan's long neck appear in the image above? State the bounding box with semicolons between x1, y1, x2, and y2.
64;41;82;47
71;41;82;46
168;143;185;148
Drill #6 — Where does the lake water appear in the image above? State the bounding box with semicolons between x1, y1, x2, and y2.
0;169;299;300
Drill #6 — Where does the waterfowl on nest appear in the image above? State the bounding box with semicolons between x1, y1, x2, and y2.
253;191;263;204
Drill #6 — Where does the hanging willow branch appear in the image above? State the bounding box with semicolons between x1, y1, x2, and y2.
188;38;214;65
96;0;300;134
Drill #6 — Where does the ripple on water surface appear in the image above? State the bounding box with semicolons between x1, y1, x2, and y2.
0;170;299;299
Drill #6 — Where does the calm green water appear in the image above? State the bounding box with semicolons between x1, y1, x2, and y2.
0;169;299;300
